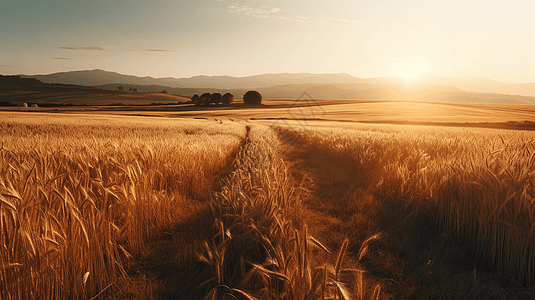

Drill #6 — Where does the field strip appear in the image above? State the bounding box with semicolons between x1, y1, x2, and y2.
169;123;388;299
2;111;533;298
5;100;535;130
120;123;252;299
273;127;402;299
269;122;534;299
0;114;249;299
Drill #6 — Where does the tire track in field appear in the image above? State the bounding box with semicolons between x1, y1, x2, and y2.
273;127;531;300
120;121;251;300
274;128;418;300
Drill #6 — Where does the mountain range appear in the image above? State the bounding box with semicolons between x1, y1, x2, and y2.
19;69;535;96
20;70;363;89
16;69;535;104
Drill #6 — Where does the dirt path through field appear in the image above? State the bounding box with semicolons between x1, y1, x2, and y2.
275;131;422;299
119;122;527;299
120;122;251;300
273;127;531;300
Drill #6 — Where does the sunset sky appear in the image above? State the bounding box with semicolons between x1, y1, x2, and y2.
1;0;534;82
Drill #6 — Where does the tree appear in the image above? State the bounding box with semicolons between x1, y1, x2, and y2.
210;93;222;105
243;90;262;105
191;94;201;105
222;93;234;105
200;93;212;105
118;86;124;91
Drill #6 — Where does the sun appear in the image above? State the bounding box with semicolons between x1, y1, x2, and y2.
391;56;430;81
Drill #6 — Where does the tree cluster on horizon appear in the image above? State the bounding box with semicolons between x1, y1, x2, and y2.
191;91;262;106
191;92;235;106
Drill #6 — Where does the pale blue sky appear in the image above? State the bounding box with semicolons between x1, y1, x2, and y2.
1;0;534;82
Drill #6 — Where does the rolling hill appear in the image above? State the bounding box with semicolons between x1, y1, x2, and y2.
0;75;190;106
94;82;535;105
20;70;360;89
7;70;535;105
20;69;535;97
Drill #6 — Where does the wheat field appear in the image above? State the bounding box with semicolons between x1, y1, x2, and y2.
0;112;246;299
1;111;534;299
272;120;535;289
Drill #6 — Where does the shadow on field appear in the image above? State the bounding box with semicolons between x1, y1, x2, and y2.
125;202;216;300
273;127;532;299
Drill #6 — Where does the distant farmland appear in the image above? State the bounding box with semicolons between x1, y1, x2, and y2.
0;75;190;106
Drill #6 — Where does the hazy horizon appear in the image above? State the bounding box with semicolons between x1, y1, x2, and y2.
10;68;535;85
1;0;534;83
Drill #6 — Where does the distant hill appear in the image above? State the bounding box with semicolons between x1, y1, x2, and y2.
0;75;190;106
21;69;362;89
254;84;535;104
93;82;535;105
20;69;180;87
415;75;535;98
20;69;535;98
11;70;535;105
2;74;535;106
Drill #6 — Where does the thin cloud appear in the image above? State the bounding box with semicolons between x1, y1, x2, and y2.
0;64;16;68
227;4;312;21
226;4;365;25
54;57;76;60
325;18;368;26
59;46;106;50
145;49;175;52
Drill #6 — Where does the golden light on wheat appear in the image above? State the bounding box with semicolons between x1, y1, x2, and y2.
277;121;535;287
0;113;246;299
2;111;534;299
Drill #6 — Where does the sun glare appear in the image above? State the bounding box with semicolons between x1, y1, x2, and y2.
391;56;430;82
